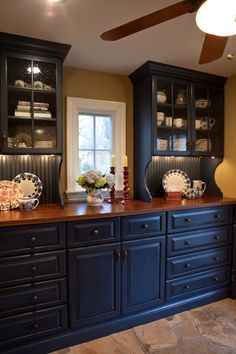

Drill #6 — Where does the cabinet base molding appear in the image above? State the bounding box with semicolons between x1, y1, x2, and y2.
1;288;231;354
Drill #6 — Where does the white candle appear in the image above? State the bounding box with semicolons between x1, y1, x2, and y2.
111;154;116;167
122;155;128;167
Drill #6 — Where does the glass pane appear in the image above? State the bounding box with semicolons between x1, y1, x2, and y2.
95;115;112;150
173;133;187;151
33;61;56;91
7;57;32;87
95;151;110;173
79;114;94;149
34;122;56;148
79;150;94;173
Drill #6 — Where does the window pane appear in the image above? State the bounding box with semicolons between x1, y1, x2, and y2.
79;150;94;173
95;151;110;173
95;115;112;150
78;114;94;149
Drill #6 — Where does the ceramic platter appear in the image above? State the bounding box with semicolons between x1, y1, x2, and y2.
12;172;42;199
0;180;24;210
162;169;191;194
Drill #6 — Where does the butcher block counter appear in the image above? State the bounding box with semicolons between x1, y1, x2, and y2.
0;196;235;354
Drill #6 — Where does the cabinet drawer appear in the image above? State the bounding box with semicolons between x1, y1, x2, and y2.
167;226;232;256
0;305;67;345
166;267;231;301
67;217;120;247
121;213;166;240
0;278;67;318
0;251;66;287
168;206;233;233
167;247;231;278
0;223;65;256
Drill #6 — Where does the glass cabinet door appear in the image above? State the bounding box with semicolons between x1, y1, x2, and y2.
155;77;189;155
4;56;58;152
192;85;223;156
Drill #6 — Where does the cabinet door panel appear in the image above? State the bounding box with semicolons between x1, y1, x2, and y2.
122;237;165;314
68;243;120;328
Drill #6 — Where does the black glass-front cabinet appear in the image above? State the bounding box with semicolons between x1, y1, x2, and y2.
0;32;70;154
130;61;227;201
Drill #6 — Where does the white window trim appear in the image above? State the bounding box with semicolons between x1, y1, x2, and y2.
66;97;126;201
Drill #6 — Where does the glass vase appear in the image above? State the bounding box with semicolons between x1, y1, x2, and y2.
87;189;104;206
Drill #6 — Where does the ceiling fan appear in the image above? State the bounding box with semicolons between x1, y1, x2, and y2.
100;0;236;64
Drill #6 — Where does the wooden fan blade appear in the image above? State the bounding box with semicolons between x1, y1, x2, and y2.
199;34;228;64
100;1;193;41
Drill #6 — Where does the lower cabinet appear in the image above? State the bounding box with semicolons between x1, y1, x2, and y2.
68;236;165;328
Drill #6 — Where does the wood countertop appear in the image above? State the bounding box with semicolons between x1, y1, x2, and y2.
0;196;235;227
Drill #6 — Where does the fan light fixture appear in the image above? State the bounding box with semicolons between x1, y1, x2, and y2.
196;0;236;36
47;0;64;3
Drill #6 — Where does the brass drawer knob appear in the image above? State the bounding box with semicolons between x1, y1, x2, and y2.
214;256;220;262
184;263;191;268
33;323;39;329
215;214;221;219
32;295;38;300
185;218;191;223
214;235;221;240
184;284;190;290
213;277;219;281
32;266;37;272
30;236;37;242
143;224;149;229
92;229;99;235
185;241;191;246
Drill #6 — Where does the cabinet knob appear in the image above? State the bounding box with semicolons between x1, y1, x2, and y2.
214;256;220;262
32;295;39;300
185;241;191;246
185;218;191;223
214;235;221;240
184;284;190;290
92;229;99;235
215;214;221;219
213;277;219;282
32;266;37;272
33;323;39;329
184;263;191;268
30;236;37;242
143;224;149;229
114;249;121;261
121;249;128;260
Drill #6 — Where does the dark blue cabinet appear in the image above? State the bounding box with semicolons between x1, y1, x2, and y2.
68;243;121;328
122;237;165;313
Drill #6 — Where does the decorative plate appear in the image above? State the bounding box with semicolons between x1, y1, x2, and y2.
162;169;191;194
12;172;43;199
14;133;32;148
0;180;24;210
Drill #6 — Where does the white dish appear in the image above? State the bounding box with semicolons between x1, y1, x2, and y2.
162;169;191;193
12;172;42;199
195;99;210;109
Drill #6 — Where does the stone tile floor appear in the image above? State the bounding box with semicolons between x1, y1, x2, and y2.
51;298;236;354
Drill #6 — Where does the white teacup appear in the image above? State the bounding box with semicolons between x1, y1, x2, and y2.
33;81;44;89
19;197;39;211
195;119;202;129
165;116;172;127
157;112;165;121
173;118;184;128
185;188;197;199
15;80;25;88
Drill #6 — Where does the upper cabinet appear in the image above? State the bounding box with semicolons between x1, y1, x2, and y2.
0;32;71;154
130;61;226;158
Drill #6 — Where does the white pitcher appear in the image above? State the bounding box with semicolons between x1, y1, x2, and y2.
192;180;206;197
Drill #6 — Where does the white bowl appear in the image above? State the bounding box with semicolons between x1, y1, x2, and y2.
157;91;167;103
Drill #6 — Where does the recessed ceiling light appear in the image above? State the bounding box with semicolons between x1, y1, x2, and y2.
227;53;235;60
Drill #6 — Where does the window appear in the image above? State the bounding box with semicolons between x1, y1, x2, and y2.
66;97;126;201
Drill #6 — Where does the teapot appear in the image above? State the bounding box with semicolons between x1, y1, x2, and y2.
157;90;167;103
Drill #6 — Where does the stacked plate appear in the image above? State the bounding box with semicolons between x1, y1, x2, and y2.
34;141;55;148
8;137;14;147
173;137;186;151
195;139;211;152
157;138;168;151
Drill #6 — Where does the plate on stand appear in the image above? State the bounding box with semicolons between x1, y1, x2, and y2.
162;169;191;194
12;172;43;199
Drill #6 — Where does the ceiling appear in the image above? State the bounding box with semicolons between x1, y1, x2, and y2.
0;0;236;77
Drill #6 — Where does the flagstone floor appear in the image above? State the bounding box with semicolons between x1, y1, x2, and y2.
51;298;236;354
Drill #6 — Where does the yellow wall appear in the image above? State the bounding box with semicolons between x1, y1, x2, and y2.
215;75;236;197
62;67;133;195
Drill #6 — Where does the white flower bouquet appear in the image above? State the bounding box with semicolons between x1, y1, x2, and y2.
76;170;115;193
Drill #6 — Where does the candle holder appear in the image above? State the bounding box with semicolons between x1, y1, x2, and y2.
121;166;129;205
108;166;116;204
